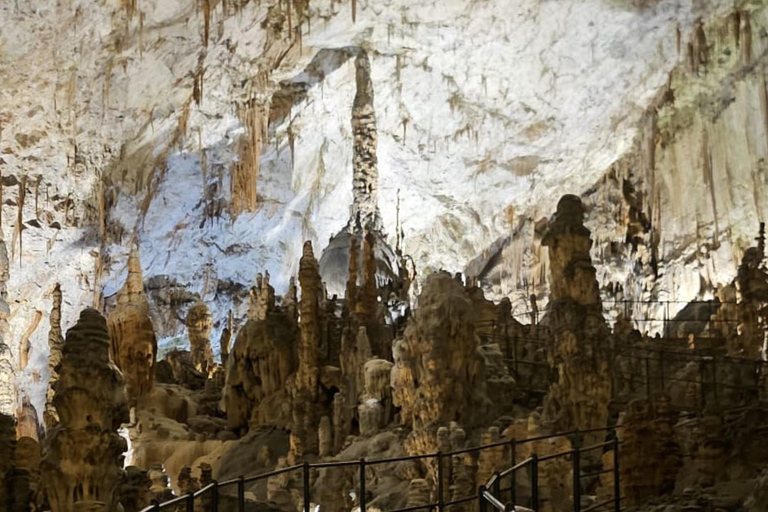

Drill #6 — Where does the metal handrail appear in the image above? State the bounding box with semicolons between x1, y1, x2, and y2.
141;425;623;512
480;431;622;512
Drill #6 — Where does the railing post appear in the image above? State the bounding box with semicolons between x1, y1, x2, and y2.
186;492;194;512
645;357;651;397
492;471;501;497
613;435;620;512
212;480;219;512
152;500;160;512
304;461;311;512
531;454;539;512
360;458;367;512
573;431;581;512
659;352;665;390
478;485;487;512
437;452;445;512
510;439;517;505
514;335;519;377
238;475;245;512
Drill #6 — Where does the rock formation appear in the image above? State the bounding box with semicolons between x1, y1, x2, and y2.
391;272;482;454
107;246;157;402
293;241;322;447
186;299;214;375
0;232;14;417
618;393;681;506
41;308;129;512
248;272;276;321
0;413;16;511
541;195;612;440
225;307;297;432
351;50;381;232
45;283;64;428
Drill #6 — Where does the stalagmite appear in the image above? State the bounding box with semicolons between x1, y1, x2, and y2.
248;272;275;321
540;195;612;445
219;310;232;367
41;308;129;512
0;230;13;418
318;415;332;457
186;299;213;375
224;307;297;431
45;284;64;428
391;272;482;454
108;245;157;401
0;414;16;511
618;394;682;506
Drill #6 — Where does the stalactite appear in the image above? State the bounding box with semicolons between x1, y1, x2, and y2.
34;176;41;219
18;310;42;372
198;128;208;224
702;130;720;248
13;177;25;268
287;0;292;38
352;0;356;22
231;99;264;215
202;0;211;47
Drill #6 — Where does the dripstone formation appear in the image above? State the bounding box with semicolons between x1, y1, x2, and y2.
186;299;214;375
41;309;129;512
108;246;157;402
541;195;612;440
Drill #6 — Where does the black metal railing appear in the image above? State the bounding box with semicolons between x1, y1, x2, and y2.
141;427;621;512
613;345;768;410
509;299;740;339
480;428;621;512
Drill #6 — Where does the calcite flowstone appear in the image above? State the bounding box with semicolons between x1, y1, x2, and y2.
41;308;129;512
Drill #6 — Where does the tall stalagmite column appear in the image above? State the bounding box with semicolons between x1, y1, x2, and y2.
107;246;157;402
42;308;129;512
45;284;64;428
351;50;381;232
0;232;14;418
541;195;612;439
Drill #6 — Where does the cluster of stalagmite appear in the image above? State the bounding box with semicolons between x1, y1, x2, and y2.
618;393;681;506
391;272;483;454
186;299;214;374
107;246;157;401
224;301;297;431
540;195;612;439
41;308;129;512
